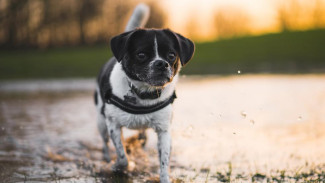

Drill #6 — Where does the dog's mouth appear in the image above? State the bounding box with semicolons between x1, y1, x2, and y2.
139;69;172;87
147;74;172;87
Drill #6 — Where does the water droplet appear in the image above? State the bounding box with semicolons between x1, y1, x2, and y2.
240;111;247;118
1;127;4;130
298;116;302;121
250;120;255;125
210;112;215;116
187;125;193;131
237;70;241;74
233;132;236;135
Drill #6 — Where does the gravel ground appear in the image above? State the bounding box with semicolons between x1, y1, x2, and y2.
0;75;325;183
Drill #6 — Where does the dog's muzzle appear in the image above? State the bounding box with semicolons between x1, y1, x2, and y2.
147;60;172;86
154;60;169;71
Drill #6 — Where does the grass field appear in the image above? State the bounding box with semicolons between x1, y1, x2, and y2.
0;45;112;80
1;29;325;80
184;29;325;74
185;30;325;74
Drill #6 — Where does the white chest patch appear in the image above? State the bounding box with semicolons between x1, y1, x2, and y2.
98;61;177;132
104;103;172;131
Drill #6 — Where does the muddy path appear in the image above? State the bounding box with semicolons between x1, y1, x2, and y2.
1;75;325;182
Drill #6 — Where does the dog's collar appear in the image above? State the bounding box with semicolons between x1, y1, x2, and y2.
128;81;162;100
106;91;177;114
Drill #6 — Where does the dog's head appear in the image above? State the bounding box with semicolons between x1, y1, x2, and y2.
110;29;194;87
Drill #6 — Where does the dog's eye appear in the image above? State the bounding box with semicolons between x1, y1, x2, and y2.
168;52;176;61
137;52;147;60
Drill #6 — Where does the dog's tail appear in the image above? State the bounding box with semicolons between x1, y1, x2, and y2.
124;3;150;32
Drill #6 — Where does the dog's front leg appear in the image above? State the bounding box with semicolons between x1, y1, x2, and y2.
107;121;128;171
157;130;171;183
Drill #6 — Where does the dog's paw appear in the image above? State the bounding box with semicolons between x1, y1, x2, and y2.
103;153;111;162
111;158;128;172
102;147;111;162
159;176;170;183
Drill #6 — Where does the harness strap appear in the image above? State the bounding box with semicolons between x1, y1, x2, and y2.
127;80;162;99
107;91;177;114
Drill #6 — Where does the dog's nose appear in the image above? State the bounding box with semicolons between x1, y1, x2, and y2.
154;60;169;70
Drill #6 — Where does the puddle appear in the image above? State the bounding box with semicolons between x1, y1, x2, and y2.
1;75;325;182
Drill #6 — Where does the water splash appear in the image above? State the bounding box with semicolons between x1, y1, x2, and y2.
240;111;247;118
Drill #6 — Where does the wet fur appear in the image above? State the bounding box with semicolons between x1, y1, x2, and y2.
94;4;194;183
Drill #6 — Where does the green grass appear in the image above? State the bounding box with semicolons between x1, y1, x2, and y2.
182;29;325;74
0;45;112;80
1;29;325;80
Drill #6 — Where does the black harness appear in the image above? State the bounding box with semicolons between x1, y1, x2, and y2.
106;91;177;114
98;59;177;115
105;80;177;114
129;83;162;100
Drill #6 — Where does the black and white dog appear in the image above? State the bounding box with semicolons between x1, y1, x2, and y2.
94;4;194;182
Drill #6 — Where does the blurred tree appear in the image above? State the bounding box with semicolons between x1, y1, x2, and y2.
107;0;133;34
213;7;251;39
185;13;200;40
145;1;167;28
277;0;300;31
78;0;104;44
313;0;325;28
6;0;29;47
277;0;325;32
0;0;167;48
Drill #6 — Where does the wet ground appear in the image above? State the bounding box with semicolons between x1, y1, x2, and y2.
1;75;325;183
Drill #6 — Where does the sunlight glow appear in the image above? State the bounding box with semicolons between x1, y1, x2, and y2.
161;0;325;41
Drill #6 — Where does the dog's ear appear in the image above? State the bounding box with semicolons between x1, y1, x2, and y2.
110;31;134;62
164;29;195;66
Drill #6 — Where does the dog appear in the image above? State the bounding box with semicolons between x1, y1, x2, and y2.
94;4;194;182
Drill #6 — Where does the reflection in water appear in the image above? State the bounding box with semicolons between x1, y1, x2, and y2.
0;75;325;182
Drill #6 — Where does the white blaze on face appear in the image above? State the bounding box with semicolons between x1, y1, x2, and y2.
152;36;170;67
149;36;165;68
146;35;173;86
154;36;161;60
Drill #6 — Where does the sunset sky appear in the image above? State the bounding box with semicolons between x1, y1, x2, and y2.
161;0;325;41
